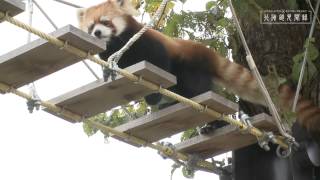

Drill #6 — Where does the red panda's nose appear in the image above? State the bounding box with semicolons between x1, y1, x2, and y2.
94;30;102;37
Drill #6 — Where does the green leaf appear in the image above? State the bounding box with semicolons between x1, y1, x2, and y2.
206;1;217;11
182;167;195;179
181;128;199;141
307;42;319;61
83;122;98;137
217;18;228;27
292;58;318;84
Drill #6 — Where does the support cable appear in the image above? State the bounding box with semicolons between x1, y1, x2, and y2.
26;0;41;113
292;0;320;112
0;11;289;150
81;60;100;80
52;0;83;8
228;0;296;144
32;0;99;80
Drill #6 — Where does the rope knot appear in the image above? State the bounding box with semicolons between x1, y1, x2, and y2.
0;11;9;21
59;41;69;50
158;142;176;159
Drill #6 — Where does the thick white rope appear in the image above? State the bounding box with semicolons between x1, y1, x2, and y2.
107;0;170;65
228;0;295;142
292;0;320;112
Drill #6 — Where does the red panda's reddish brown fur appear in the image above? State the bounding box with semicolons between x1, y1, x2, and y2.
78;0;319;137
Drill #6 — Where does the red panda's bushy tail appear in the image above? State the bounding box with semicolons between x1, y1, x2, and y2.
209;51;320;136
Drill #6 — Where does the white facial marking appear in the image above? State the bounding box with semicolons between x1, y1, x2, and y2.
112;17;127;36
91;23;113;41
100;16;111;21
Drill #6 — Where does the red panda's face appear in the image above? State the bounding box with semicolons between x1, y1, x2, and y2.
77;0;139;42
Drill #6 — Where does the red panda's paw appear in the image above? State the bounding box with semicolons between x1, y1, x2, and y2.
303;112;320;139
296;103;320;133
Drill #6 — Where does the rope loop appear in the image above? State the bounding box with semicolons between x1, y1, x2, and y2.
4;11;9;18
199;105;208;113
0;11;7;21
59;41;69;50
4;86;14;94
57;106;65;116
80;114;87;122
86;52;92;59
186;154;201;171
134;75;143;85
158;142;176;159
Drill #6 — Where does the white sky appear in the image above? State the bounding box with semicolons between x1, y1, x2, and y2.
0;0;224;179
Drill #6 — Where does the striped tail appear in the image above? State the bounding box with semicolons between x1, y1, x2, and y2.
211;53;320;136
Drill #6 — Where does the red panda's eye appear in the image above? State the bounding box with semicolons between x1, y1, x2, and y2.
101;20;111;26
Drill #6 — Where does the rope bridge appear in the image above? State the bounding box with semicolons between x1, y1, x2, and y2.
0;0;300;175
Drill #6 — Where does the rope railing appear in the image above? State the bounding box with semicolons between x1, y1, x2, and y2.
0;81;222;175
0;11;289;150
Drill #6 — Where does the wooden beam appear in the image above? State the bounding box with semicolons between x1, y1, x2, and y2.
0;25;105;90
0;0;25;21
114;91;238;146
44;61;177;122
175;113;277;158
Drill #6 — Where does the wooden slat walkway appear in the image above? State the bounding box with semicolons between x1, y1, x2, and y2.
0;0;25;21
44;61;177;122
0;25;105;91
175;113;277;158
114;91;238;146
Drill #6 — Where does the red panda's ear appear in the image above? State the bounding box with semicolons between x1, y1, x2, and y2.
118;0;140;16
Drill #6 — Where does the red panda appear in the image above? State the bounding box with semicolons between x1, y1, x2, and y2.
77;0;319;138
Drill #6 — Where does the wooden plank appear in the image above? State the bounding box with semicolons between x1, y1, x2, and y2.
114;91;238;146
44;61;177;122
0;25;106;91
0;0;25;21
175;113;277;158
